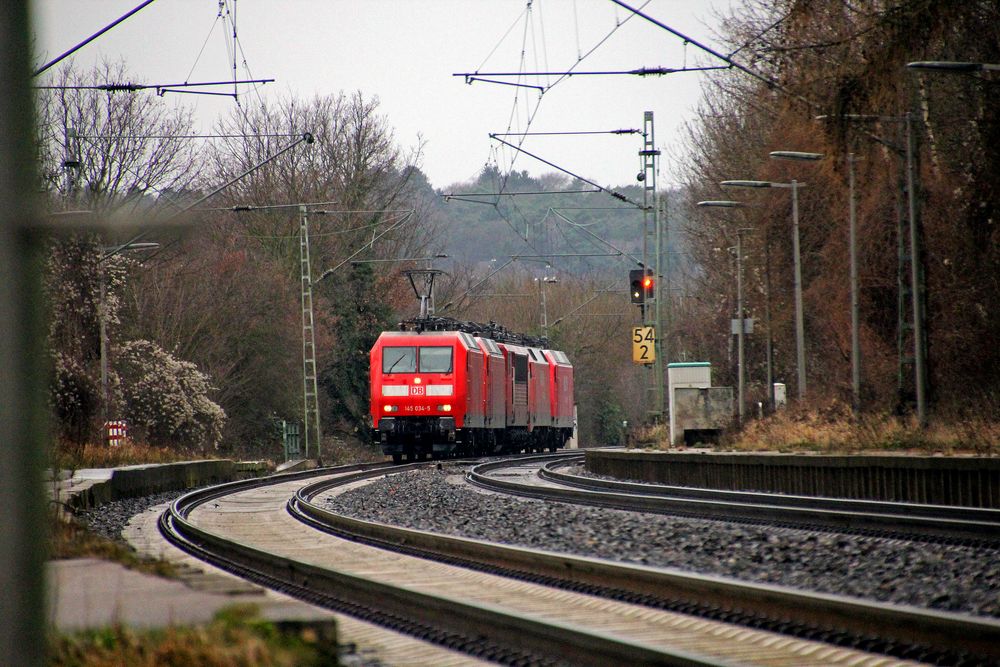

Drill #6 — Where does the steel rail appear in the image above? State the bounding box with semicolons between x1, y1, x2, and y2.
290;455;1000;662
468;456;1000;543
540;457;1000;529
159;458;711;666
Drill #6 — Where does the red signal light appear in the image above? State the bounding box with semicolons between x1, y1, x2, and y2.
642;276;653;289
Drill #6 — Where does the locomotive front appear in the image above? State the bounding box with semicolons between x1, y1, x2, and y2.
370;331;467;463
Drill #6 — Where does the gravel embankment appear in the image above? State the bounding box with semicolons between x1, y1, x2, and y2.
76;490;186;542
326;466;1000;619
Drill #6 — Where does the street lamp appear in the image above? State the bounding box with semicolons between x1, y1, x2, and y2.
770;151;825;162
816;112;927;422
770;150;823;402
722;174;816;400
697;200;751;425
899;60;997;423
535;275;558;337
779;143;865;412
906;61;1000;73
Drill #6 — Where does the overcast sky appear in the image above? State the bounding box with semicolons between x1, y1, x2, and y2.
32;0;735;190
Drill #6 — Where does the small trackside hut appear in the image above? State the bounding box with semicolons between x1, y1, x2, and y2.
369;317;575;463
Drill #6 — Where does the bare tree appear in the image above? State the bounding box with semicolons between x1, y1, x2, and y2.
675;0;1000;415
35;61;200;214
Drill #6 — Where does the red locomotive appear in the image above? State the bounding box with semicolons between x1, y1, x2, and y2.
369;318;575;462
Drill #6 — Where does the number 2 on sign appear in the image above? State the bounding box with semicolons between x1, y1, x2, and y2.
631;326;655;364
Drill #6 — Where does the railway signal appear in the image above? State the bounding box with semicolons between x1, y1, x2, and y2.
629;269;644;304
642;272;654;301
629;269;655;305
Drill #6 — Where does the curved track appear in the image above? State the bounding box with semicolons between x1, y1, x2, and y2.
155;455;1000;665
468;454;1000;544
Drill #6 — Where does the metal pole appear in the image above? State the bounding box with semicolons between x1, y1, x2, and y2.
763;229;774;411
736;231;745;425
906;113;927;425
300;206;322;460
540;279;549;336
848;153;861;413
99;272;109;431
640;111;663;420
791;180;806;399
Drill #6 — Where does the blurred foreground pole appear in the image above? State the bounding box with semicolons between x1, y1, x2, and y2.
1;1;48;665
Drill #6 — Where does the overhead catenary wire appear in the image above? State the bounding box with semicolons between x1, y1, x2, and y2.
462;1;656;202
33;0;158;77
206;204;412;240
75;132;299;140
456;65;727;81
313;210;415;284
442;189;600;200
101;131;315;262
549;208;643;267
183;2;224;84
35;78;274;96
611;0;900;153
492;129;641;136
490;134;644;209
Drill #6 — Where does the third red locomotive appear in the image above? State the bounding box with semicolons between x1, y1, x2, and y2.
369;318;574;463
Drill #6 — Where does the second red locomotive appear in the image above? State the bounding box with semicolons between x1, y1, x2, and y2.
370;318;574;462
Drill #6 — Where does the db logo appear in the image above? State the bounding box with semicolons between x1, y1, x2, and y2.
409;385;425;396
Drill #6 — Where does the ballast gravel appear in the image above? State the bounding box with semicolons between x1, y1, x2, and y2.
325;466;1000;619
77;490;185;543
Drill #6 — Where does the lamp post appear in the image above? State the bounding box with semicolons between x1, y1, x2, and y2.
722;177;812;399
906;61;1000;73
846;153;860;413
535;275;558;338
900;60;997;424
791;140;863;412
815;113;927;423
770;151;824;400
696;200;750;425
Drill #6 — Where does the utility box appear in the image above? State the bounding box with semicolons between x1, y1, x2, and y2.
773;383;787;409
668;362;733;445
668;362;720;445
671;387;734;445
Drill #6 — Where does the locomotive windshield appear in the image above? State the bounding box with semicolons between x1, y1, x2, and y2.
382;345;452;373
383;346;416;373
419;346;453;373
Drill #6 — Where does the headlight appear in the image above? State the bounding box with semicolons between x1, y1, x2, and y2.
384;405;399;413
437;404;452;412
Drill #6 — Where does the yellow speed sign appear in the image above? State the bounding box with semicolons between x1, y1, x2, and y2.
631;326;655;364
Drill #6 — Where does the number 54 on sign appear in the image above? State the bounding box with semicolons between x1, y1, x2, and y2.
631;326;655;364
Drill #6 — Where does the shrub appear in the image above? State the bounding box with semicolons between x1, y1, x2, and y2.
115;340;226;451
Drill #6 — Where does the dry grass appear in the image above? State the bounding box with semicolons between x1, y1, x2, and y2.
51;433;386;473
51;440;212;473
631;423;669;447
49;603;339;666
322;436;386;465
714;400;1000;455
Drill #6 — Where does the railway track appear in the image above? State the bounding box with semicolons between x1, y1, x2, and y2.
157;455;1000;665
468;454;1000;544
